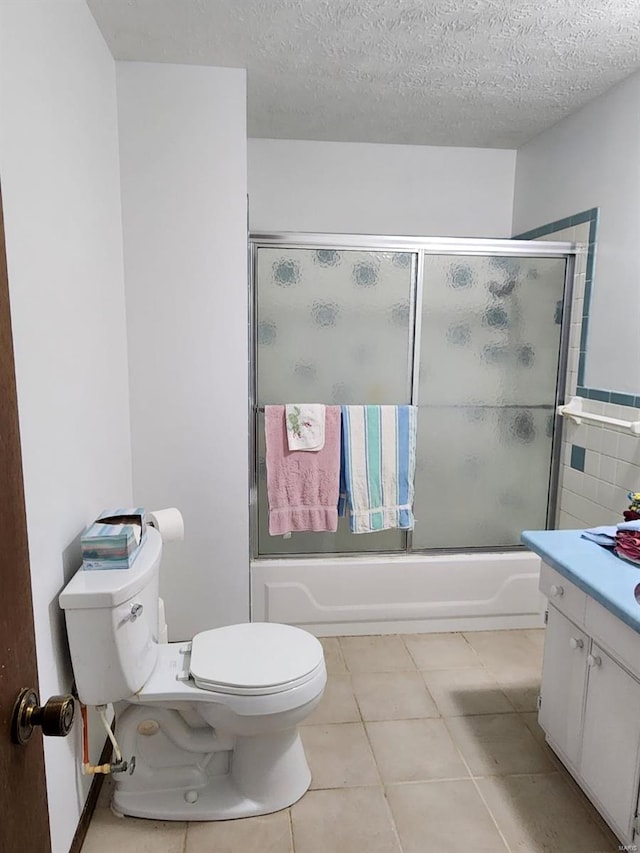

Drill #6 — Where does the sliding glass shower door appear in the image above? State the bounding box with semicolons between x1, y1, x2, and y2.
412;254;567;549
252;236;572;557
255;246;416;555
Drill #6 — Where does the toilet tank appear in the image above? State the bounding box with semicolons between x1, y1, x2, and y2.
59;527;163;705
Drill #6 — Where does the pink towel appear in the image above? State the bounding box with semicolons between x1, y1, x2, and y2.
265;405;341;536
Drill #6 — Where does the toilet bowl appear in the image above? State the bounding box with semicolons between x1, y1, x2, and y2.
59;527;326;820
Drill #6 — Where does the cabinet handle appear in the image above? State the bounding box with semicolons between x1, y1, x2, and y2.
587;653;602;667
549;584;564;597
569;637;584;650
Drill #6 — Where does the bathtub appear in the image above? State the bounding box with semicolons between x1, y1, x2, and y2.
251;550;546;636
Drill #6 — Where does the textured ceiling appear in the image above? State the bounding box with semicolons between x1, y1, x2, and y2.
87;0;640;148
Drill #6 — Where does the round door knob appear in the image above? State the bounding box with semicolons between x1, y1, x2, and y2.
569;637;583;650
550;584;564;597
11;689;75;745
587;654;602;667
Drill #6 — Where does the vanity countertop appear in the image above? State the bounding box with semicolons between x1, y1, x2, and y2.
522;529;640;635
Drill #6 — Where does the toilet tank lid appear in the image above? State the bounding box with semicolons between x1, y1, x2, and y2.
59;527;162;610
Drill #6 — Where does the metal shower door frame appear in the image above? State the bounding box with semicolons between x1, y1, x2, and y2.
249;232;581;560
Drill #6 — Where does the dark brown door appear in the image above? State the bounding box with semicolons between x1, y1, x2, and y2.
0;184;51;850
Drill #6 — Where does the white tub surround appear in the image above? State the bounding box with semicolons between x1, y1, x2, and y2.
251;551;546;636
523;529;640;846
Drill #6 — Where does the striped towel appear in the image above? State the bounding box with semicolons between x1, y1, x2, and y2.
339;405;418;533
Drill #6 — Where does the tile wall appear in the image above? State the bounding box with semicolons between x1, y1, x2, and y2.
558;414;640;528
520;212;640;529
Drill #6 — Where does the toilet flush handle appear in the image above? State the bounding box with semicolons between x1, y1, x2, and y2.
130;603;144;621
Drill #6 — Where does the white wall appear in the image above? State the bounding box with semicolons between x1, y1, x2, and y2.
117;62;249;640
513;70;640;396
248;138;516;237
0;3;132;851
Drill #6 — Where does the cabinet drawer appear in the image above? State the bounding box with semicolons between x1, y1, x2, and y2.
539;563;587;625
584;597;640;680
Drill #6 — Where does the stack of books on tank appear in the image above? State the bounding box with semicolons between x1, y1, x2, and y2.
81;508;146;571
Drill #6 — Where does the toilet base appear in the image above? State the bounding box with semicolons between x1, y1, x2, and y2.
112;771;310;821
112;727;312;821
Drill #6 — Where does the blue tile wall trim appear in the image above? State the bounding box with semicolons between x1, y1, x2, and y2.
515;208;635;409
570;445;586;472
580;315;589;345
578;352;586;381
611;392;637;407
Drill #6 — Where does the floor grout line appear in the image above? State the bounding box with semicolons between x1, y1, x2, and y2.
440;720;515;853
357;693;406;853
465;773;514;853
380;785;406;853
288;806;296;853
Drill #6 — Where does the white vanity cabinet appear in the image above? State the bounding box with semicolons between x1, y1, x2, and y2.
539;563;640;845
539;604;588;768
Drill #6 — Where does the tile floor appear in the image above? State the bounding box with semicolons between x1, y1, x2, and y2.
83;630;620;853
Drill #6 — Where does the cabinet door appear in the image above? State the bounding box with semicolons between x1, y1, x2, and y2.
539;605;588;767
580;644;640;840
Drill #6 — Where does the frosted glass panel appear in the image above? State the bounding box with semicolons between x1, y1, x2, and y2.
413;255;566;549
256;247;415;555
257;248;414;405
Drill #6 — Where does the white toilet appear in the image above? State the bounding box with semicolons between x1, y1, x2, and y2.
59;527;326;821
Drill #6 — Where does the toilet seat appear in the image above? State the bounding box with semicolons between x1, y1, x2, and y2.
190;623;324;696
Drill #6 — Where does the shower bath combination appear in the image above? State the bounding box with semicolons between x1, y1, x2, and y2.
249;232;580;635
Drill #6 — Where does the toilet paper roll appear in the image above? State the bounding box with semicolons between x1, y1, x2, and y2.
146;508;184;542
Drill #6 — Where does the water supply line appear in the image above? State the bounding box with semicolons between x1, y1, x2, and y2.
98;705;122;763
80;703;128;775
